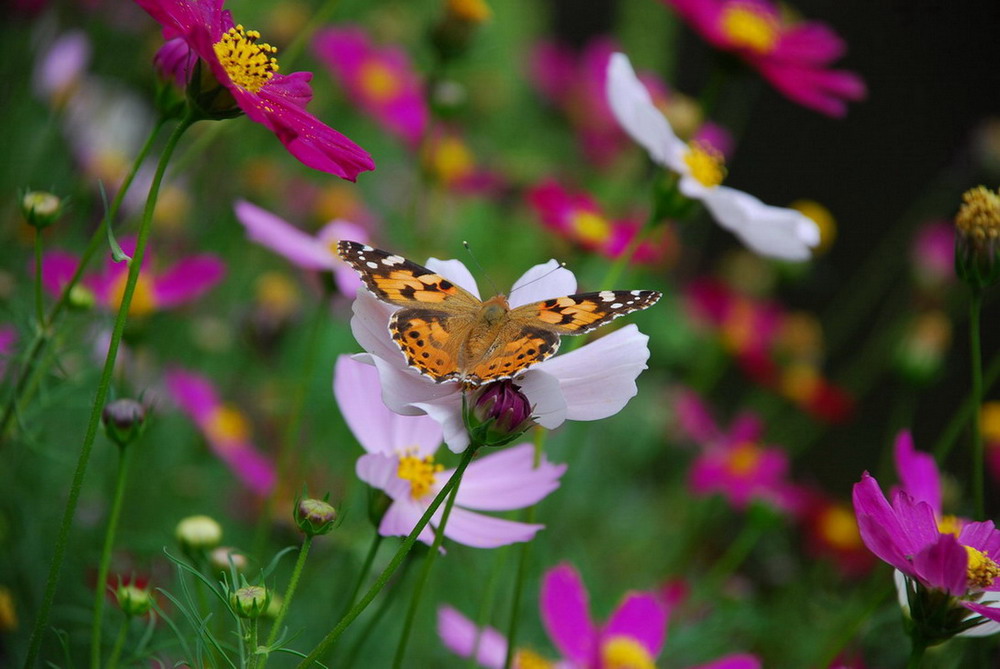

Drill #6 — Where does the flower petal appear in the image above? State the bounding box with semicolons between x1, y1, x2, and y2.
439;507;545;548
893;430;942;515
602;592;667;657
437;606;507;669
960;601;1000;637
540;564;597;664
152;255;225;307
701;187;819;261
508;260;577;308
518;369;568;430
451;443;566;510
234;200;336;270
689;655;762;669
378;493;436;545
911;533;968;596
425;258;481;299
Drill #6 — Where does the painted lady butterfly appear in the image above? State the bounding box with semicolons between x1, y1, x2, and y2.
338;240;661;385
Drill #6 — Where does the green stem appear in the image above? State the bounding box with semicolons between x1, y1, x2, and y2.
89;444;135;669
502;508;535;669
248;620;260;669
702;504;774;595
296;445;479;668
342;533;384;617
105;617;129;669
0;117;166;442
33;231;45;327
261;535;313;666
22;115;194;669
970;291;985;519
341;554;414;667
907;638;926;669
935;345;1000;460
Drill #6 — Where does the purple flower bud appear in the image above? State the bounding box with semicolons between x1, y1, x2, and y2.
295;497;338;537
471;380;534;445
153;37;197;89
102;398;146;448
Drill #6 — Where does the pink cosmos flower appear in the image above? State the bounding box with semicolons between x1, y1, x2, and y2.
312;26;428;148
33;30;91;107
348;256;652;453
165;369;276;495
607;53;820;260
797;488;875;577
439;563;759;668
333;355;564;548
853;435;1000;636
40;238;224;316
674;389;801;515
233;199;367;296
911;221;955;291
134;0;375;180
660;0;866;117
528;180;672;263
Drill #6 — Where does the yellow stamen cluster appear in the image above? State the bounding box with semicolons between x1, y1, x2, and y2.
109;272;157;317
965;545;1000;589
206;405;251;444
600;636;656;669
570;210;612;244
683;141;726;189
397;449;444;499
514;649;554;669
720;3;781;54
955;186;1000;244
0;587;17;631
726;442;764;477
937;514;963;538
359;61;401;102
213;25;279;93
817;505;863;551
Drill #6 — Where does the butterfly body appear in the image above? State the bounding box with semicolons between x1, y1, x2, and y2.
338;241;661;386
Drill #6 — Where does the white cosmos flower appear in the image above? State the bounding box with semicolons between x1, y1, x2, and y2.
606;52;820;261
348;257;653;453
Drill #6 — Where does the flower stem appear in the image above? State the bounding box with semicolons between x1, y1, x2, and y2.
105;617;129;669
0;117;166;443
969;290;985;519
934;344;1000;460
906;638;926;669
33;230;45;327
22;114;193;668
392;461;467;669
295;445;479;667
502;507;536;669
260;535;313;667
248;620;260;669
89;444;135;669
341;532;384;618
341;555;414;666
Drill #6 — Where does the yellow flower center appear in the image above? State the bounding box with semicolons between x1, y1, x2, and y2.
0;586;17;631
206;405;251;445
213;25;280;94
255;271;301;318
601;636;655;669
397;449;444;499
683;141;726;188
965;545;1000;589
955;186;1000;243
570;210;612;244
937;514;963;538
108;271;157;317
720;3;780;54
425;136;475;185
721;299;755;352
781;362;821;403
726;442;764;477
447;0;492;23
514;648;554;669
359;60;401;103
817;505;863;551
981;401;1000;441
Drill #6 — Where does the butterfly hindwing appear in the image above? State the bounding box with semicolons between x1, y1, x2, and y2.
389;308;469;383
513;290;662;335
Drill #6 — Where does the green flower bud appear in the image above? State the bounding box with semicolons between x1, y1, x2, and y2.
954;186;1000;292
175;515;222;553
295;497;337;537
67;284;96;311
21;191;63;229
102;399;146;448
115;584;153;617
230;585;270;619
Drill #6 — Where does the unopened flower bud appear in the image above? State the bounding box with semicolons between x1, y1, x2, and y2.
67;284;95;311
21;191;62;229
102;398;146;448
295;497;337;537
954;186;1000;291
209;546;248;574
152;38;195;118
469;380;535;447
230;585;269;619
431;0;491;61
176;515;222;553
115;583;153;617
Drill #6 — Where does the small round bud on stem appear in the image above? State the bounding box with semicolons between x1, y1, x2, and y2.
209;546;248;574
102;398;146;448
175;515;222;553
467;380;535;447
954;186;1000;291
230;585;270;619
295;497;337;537
21;191;63;230
115;584;153;617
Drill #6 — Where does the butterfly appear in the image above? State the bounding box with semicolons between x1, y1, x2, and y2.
337;240;661;386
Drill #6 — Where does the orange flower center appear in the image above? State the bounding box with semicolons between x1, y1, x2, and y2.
726;442;764;477
397;449;444;499
682;141;726;188
817;505;863;551
514;648;554;669
205;405;251;445
213;25;280;93
720;3;780;54
600;636;655;669
359;60;401;103
570;210;612;244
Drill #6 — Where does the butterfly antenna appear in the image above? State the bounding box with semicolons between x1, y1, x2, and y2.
507;261;568;299
462;241;502;296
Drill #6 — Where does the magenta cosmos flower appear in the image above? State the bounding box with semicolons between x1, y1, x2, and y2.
233;199;368;296
439;563;760;668
348;256;652;453
853;436;1000;636
312;26;428;148
333;355;565;548
528;180;671;264
674;389;801;515
134;0;375;180
41;238;224;317
660;0;865;117
165;369;276;495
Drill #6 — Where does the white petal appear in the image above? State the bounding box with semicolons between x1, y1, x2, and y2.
532;325;650;421
606;52;686;171
379;496;436;545
441;506;545;548
350;290;404;363
701;187;819;261
508;260;577;308
412;396;470;453
519;369;569;429
233;200;336;270
453;442;567;510
426;258;481;299
356;453;410;500
315;219;369;247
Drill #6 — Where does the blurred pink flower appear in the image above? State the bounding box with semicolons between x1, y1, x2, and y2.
165;369;276;495
674;389;801;514
33;30;91;106
0;325;17;380
527;180;670;263
348;256;652;452
40;237;224;316
135;0;375;180
911;221;955;290
233;199;367;296
661;0;866;117
312;26;428;148
439;563;760;668
333;355;564;548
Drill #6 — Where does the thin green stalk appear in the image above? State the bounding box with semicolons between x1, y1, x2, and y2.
0;117;166;442
90;443;135;669
701;504;775;597
341;554;414;667
296;445;479;668
970;291;984;519
261;535;313;666
935;345;1000;460
907;639;926;669
105;617;129;669
341;533;384;618
23;114;194;668
502;507;535;669
248;620;260;669
392;466;466;669
33;231;44;326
